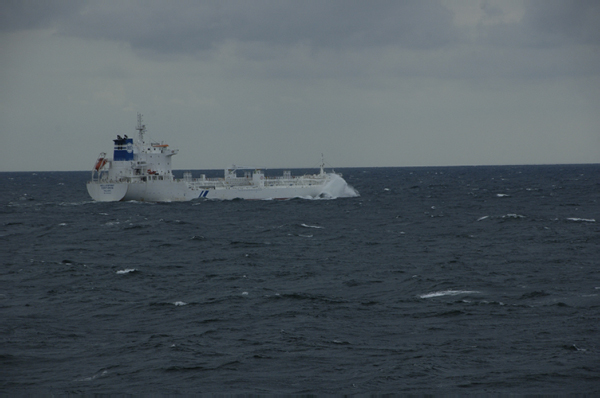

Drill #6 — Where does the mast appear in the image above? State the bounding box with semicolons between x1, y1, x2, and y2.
320;153;325;175
136;113;146;145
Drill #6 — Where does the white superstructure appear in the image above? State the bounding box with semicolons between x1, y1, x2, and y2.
87;114;353;202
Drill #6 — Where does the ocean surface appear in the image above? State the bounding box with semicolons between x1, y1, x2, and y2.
1;164;599;394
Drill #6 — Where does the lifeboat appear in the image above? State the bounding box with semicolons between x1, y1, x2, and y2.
94;158;107;171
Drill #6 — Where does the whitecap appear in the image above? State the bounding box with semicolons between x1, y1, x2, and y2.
420;290;480;299
566;218;595;223
503;214;525;219
496;194;510;197
77;370;108;382
332;339;350;345
173;301;187;306
301;223;323;229
116;269;137;274
477;216;489;221
58;202;86;206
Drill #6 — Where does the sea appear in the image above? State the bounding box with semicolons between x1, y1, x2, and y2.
1;164;599;395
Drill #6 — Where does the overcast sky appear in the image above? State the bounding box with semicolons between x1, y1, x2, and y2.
1;0;599;172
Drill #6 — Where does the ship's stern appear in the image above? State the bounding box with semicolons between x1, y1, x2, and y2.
87;181;128;202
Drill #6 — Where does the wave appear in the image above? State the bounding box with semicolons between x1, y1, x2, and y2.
116;268;137;274
300;223;323;229
420;290;480;299
75;369;109;382
476;214;525;222
503;214;525;219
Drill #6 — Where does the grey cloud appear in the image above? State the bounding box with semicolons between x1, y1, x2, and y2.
5;1;599;53
4;0;598;82
524;0;600;45
218;1;458;49
483;0;600;48
480;2;504;19
9;0;458;54
0;0;82;32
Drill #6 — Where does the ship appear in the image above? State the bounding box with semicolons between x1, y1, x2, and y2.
86;114;355;202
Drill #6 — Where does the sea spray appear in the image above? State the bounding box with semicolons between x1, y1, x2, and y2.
320;173;360;199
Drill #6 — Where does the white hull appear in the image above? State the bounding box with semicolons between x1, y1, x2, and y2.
87;174;338;202
87;180;201;202
202;182;327;200
123;180;201;202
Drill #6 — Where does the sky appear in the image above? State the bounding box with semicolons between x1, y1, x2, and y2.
1;0;599;172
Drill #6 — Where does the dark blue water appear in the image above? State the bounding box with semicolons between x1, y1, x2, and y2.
2;165;599;394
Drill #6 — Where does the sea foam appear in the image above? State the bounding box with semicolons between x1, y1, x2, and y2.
420;290;480;299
